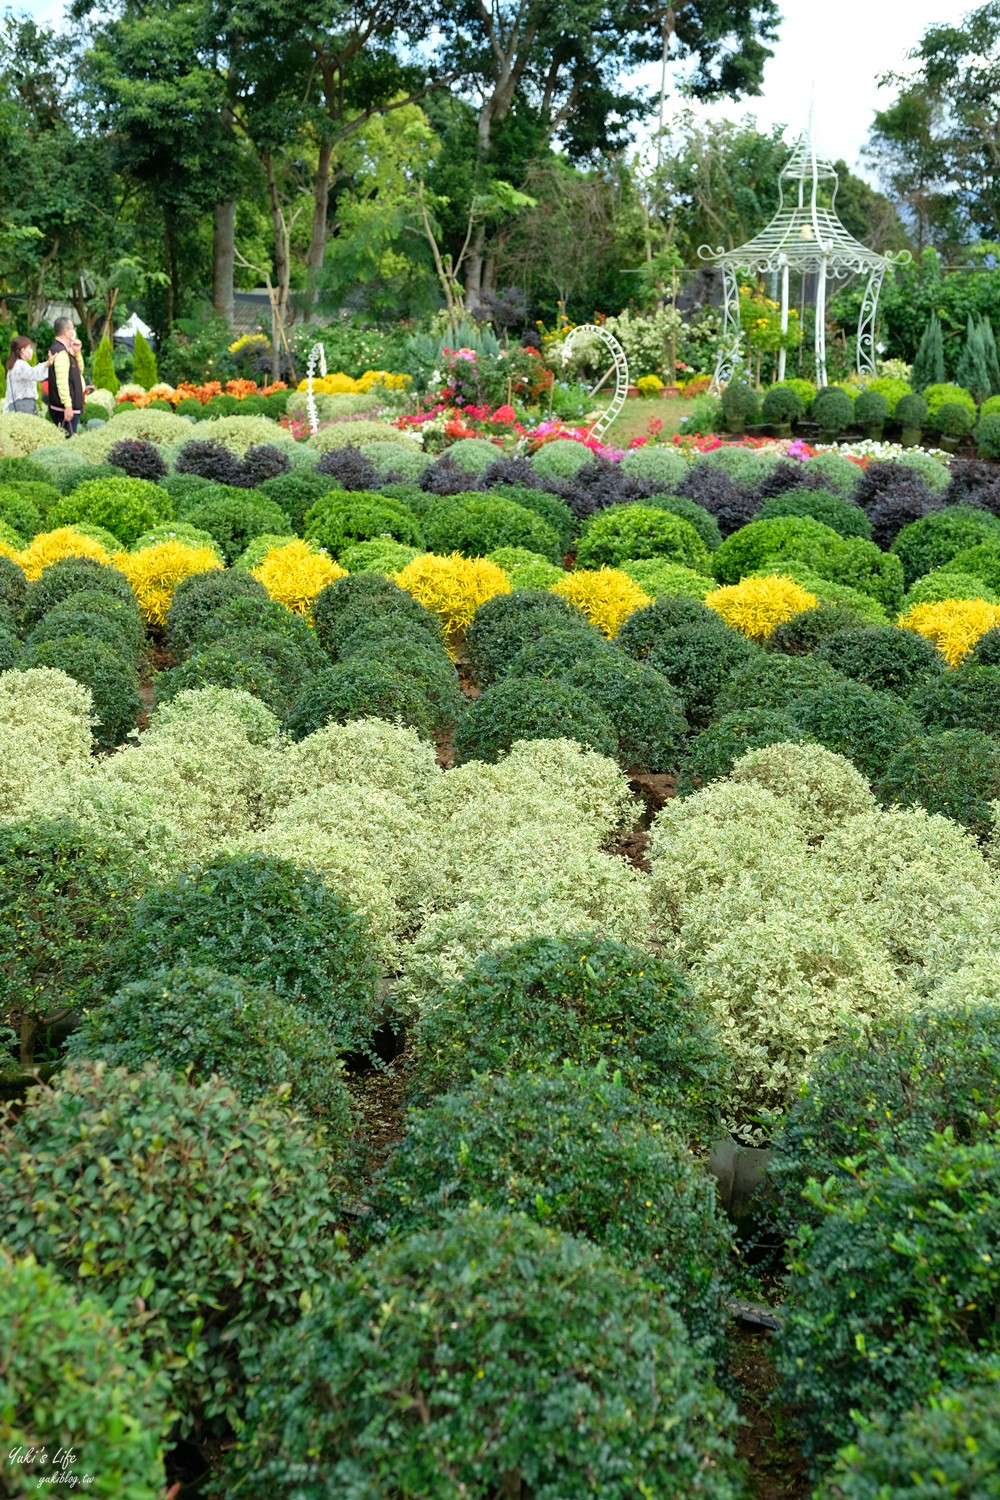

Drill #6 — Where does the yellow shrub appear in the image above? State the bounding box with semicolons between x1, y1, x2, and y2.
705;575;818;642
296;372;360;395
252;538;347;619
0;539;22;566
395;553;511;651
551;567;652;638
898;598;1000;667
356;370;411;392
114;541;224;626
17;527;111;580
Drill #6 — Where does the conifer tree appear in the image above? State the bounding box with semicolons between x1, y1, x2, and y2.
910;313;945;390
977;314;1000;395
91;336;119;395
955;314;992;404
131;330;158;390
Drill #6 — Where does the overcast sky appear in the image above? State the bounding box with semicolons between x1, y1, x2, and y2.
24;0;950;183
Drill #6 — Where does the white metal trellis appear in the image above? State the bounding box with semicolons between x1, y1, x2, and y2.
699;118;910;393
305;341;327;435
560;324;630;443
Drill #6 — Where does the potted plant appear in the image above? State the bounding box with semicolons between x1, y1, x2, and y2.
894;392;928;448
932;401;974;452
810;386;854;444
636;374;664;399
760;385;804;438
854;389;890;441
720;379;759;435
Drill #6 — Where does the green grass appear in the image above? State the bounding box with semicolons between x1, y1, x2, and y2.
594;395;697;447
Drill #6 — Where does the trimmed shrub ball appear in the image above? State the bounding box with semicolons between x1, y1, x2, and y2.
154;643;286;715
679;709;805;793
182;492;293;565
165;568;269;656
283;655;438;739
677;461;760;537
314;445;380;491
21;556;135;630
27;605;145;670
487;482;575;552
791;678;920;782
0;623;19;672
220;1206;742;1500
259;470;336;531
758;488;872;540
465;589;592;685
22;634;141;747
189;594;326;664
0;820;138;1067
0;1251;171;1495
452;675;617;763
642;492;724;551
646;620;761;726
113;852;383;1054
908;661;1000;735
972;626;1000;665
775;1134;1000;1468
419;493;561;562
337;632;463;735
716;652;843;715
814;625;944;698
505;624;610;682
304;492;423;558
876;729;1000;838
370;1067;734;1358
810;386;854;435
761;385;805;425
174;438;245;487
0;1064;344;1439
616;594;739;659
106;437;169;482
0;553;27;617
312;572;443;659
66;964;355;1134
575;504;710;571
891;504;1000;586
562;651;688;771
768;603;871;655
410;935;726;1140
49;476;172;546
854;464;943;548
770;1002;1000;1240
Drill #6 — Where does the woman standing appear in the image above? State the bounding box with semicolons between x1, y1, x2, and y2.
3;336;49;414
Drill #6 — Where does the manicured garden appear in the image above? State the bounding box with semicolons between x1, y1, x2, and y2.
3;322;1000;1499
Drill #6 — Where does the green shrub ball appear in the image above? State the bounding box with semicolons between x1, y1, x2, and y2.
304;492;423;559
0;1064;345;1439
768;603;870;656
115;853;383;1055
371;1066;734;1358
312;572;444;660
452;675;617;763
876;728;1000;838
222;1206;742;1500
575;504;710;571
646;620;760;726
757;488;872;541
465;589;592;685
679;709;805;792
66;964;356;1136
814;625;943;698
790;677;920;781
21;556;136;631
562;650;688;771
909;661;1000;735
891;505;1000;587
410;935;726;1141
284;658;439;741
21;634;141;748
165;568;269;655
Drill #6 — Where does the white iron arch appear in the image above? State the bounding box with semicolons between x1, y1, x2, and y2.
561;324;630;443
305;341;327;435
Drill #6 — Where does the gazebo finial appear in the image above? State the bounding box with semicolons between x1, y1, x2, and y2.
699;114;910;392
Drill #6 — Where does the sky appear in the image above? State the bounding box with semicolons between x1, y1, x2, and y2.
634;0;953;183
24;0;950;183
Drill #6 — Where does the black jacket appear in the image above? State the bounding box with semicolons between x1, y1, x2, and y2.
46;339;84;416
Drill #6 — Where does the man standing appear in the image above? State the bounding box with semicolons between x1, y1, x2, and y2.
45;316;85;436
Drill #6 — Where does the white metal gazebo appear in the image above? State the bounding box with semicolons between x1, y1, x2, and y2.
700;120;910;392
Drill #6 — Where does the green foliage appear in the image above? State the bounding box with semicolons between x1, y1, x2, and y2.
946;541;1000;593
304;492;423;558
284;657;440;741
931;400;974;437
910;661;1000;734
643;491;723;549
165;568;269;655
28;602;145;669
0;821;137;1065
910;314;945;390
466;588;592;684
0;482;43;538
713;516;840;584
770;1003;1000;1239
892;505;1000;585
776;1134;1000;1468
371;1066;734;1356
49;476;172;545
420;493;561;561
530;437;592;479
894;391;928;429
488;483;576;552
360;439;430;482
814;1366;1000;1500
905;567;998;607
0;1251;170;1498
91;336;119;397
21;633;141;747
443;435;506;474
923;382;977;421
866;377;911;415
453;675;617;762
679;708;805;791
792;677;920;780
410;935;726;1141
975;410;1000;457
67;964;355;1133
646;618;761;724
768;603;870;655
21;555;136;629
114;853;383;1053
485;544;563;588
720;378;759;426
312;572;443;659
619;444;689;488
183;490;293;564
153;640;288;716
814;625;943;697
505;624;610;680
338;538;423;574
757;488;872;540
562;650;688;771
801;451;862;498
760;385;804;424
0;552;27;616
716;652;843;714
620;558;714;600
877;729;1000;837
853;389;890;428
130;331;158;390
222;1207;741;1500
576;504;710;570
954;313;993;404
0;1064;343;1439
811;387;854;434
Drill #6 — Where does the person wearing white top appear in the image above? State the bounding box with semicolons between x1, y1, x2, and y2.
3;335;50;414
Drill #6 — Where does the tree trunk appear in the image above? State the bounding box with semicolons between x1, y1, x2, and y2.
301;137;335;320
164;214;177;327
464;222;487;313
213;200;236;326
263;154;291;383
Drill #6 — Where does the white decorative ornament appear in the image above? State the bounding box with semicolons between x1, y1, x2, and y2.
305;341;327;435
560;324;630;443
699;115;910;393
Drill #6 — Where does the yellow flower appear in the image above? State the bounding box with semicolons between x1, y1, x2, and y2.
551;567;652;638
18;527;110;581
705;575;818;642
395;553;510;652
114;541;223;626
252;539;347;620
898;598;1000;667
